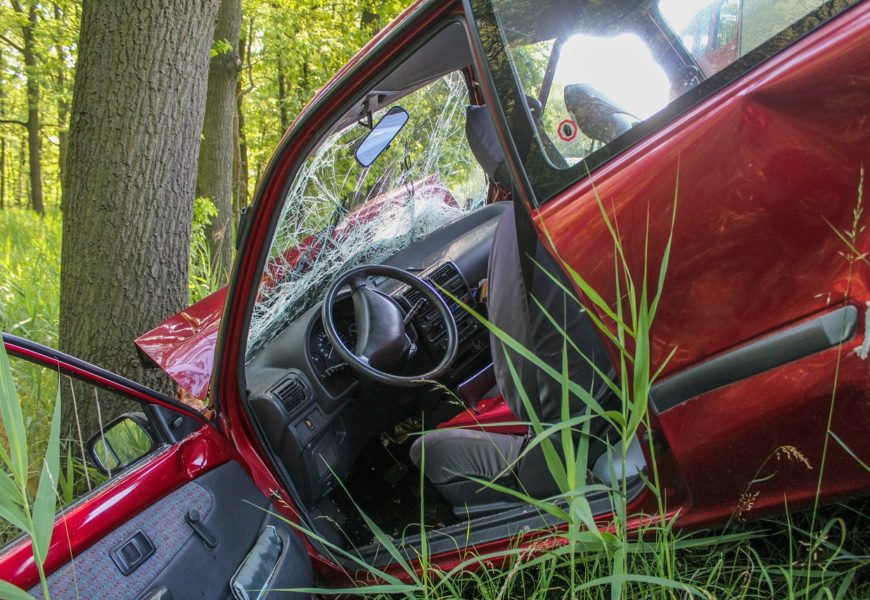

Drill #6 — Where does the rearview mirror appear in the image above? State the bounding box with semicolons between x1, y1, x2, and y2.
86;413;155;475
354;106;409;167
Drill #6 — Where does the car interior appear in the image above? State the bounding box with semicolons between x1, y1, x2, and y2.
238;7;695;557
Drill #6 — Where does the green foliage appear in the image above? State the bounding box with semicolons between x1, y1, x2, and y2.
190;196;223;303
239;0;407;198
0;0;79;212
0;341;60;599
210;37;233;58
0;208;61;346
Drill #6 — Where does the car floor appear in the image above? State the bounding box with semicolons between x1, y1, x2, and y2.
328;403;463;549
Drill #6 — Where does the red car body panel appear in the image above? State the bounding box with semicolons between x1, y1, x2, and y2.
134;288;226;401
535;2;870;529
134;177;458;401
0;425;235;590
3;0;869;591
210;0;463;582
437;394;530;435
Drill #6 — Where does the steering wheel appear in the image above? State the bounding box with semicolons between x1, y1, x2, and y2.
321;264;458;387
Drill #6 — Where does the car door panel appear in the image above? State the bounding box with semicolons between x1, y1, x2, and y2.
0;336;314;597
28;462;312;600
533;4;870;523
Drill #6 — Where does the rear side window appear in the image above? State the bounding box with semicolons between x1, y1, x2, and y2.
660;0;831;77
470;0;859;201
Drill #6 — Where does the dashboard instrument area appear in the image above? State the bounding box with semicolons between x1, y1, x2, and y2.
306;296;358;396
243;202;508;508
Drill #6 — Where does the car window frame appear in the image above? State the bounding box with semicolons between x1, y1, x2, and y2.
464;0;863;206
0;335;207;525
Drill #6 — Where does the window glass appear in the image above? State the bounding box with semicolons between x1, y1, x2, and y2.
474;0;857;200
246;71;487;358
1;355;158;548
659;0;828;77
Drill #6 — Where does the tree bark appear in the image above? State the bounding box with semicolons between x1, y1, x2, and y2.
54;2;70;208
15;140;24;206
277;56;289;132
12;0;44;215
234;19;251;219
196;0;242;281
60;0;219;432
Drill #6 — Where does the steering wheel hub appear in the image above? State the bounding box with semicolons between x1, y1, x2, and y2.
321;264;459;386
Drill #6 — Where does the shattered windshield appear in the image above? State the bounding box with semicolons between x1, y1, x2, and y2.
246;71;487;358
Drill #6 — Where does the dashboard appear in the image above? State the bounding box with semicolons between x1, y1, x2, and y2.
244;202;508;507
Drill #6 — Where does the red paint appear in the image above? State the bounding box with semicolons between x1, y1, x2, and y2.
437;394;530;435
4;0;870;591
134;288;225;402
0;426;234;590
536;3;870;530
557;119;578;142
211;0;461;581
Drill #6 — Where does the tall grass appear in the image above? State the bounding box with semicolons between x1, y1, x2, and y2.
268;173;869;599
0;342;62;600
0;209;61;348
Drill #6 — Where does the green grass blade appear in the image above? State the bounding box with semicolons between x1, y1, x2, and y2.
0;467;21;504
0;579;37;600
830;431;869;472
31;387;61;565
0;342;28;484
0;501;30;532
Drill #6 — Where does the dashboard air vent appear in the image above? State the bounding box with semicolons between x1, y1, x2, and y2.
272;375;307;413
429;262;460;289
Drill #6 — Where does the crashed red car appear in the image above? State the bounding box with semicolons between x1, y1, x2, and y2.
3;0;870;596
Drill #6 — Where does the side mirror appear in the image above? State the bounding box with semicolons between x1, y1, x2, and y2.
354;106;409;167
86;413;156;475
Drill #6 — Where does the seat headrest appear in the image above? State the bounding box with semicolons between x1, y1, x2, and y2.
465;105;507;183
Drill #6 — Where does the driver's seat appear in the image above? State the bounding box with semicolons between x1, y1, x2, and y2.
410;105;619;515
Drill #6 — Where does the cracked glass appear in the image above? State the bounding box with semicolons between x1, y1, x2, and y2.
246;71;487;358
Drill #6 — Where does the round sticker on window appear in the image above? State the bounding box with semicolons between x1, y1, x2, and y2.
558;119;578;142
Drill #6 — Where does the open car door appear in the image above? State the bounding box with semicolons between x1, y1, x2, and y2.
0;334;313;599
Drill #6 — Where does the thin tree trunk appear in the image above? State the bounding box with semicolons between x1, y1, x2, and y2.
54;2;70;208
277;56;289;132
196;0;242;282
12;0;44;215
233;19;250;219
60;0;219;432
16;140;24;207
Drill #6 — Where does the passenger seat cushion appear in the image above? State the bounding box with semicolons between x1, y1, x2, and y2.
409;428;525;486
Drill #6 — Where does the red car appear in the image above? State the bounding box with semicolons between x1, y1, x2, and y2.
3;0;869;596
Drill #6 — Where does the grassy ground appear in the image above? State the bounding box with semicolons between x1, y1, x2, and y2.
1;206;869;598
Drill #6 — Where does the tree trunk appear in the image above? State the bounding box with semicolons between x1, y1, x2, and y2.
277;56;289;132
234;19;250;219
12;0;44;215
196;0;242;282
60;0;219;433
54;2;70;208
16;140;24;207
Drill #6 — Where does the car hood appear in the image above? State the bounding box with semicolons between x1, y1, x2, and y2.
136;287;226;401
